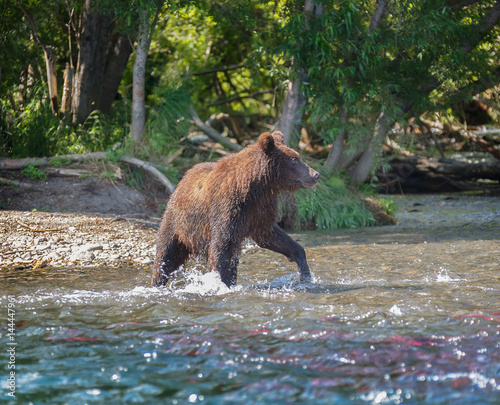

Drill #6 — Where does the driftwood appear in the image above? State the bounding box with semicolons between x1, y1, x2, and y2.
45;168;92;177
15;219;62;233
378;156;500;193
0;152;176;194
419;118;500;160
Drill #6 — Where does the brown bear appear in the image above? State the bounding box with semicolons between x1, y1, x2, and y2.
152;131;320;288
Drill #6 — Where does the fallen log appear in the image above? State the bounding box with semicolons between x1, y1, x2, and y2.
0;177;31;187
0;152;108;169
377;156;500;193
0;152;176;194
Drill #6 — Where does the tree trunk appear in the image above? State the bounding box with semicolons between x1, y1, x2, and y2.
324;106;348;170
368;0;388;33
43;46;59;115
277;0;323;146
16;4;60;115
337;137;370;171
72;0;111;124
61;63;74;114
277;76;307;146
72;0;134;124
130;9;152;145
349;111;393;182
97;31;134;114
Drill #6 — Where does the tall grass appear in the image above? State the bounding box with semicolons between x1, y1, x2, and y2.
295;175;376;230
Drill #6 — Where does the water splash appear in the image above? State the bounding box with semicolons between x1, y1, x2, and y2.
435;267;465;283
389;304;403;316
168;267;240;296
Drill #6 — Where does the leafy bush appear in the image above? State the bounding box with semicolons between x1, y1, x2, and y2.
48;157;72;166
377;197;397;216
21;163;47;181
295;174;376;230
0;82;127;158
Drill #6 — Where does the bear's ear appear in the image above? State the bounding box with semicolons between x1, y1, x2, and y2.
271;131;285;145
258;132;276;154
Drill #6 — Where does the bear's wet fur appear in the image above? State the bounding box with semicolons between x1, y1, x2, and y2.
152;131;320;287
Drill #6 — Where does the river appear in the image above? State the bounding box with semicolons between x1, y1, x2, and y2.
1;194;499;404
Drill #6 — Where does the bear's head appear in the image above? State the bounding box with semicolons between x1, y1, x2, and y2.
258;131;320;191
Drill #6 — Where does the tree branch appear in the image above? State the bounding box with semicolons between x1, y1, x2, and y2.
208;90;275;107
368;0;387;33
120;155;176;194
17;3;46;51
183;64;245;77
189;108;242;152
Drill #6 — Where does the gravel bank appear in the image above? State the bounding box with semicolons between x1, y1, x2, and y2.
0;211;160;269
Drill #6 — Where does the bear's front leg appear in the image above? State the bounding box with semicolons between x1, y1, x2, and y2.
255;224;312;282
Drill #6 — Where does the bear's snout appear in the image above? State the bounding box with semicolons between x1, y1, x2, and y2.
298;167;320;189
308;169;320;187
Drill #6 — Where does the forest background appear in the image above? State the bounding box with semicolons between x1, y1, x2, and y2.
1;0;499;230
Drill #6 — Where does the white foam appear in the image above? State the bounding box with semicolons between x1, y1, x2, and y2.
170;269;240;296
389;304;403;316
435;267;464;283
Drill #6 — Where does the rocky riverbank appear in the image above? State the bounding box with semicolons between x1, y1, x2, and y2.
0;211;160;269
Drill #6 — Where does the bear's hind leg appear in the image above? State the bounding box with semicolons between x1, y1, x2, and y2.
152;237;190;287
208;241;240;288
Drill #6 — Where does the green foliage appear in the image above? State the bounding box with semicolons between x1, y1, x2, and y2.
99;170;117;180
125;167;145;189
48;157;72;166
33;205;51;212
0;86;127;158
157;164;180;185
295;174;376;230
144;76;191;155
21;163;47;181
147;2;279;118
377;197;397;216
276;0;499;150
0;180;18;188
2;0;499;216
1;86;57;157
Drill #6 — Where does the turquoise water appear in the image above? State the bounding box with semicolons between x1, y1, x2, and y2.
1;194;499;404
